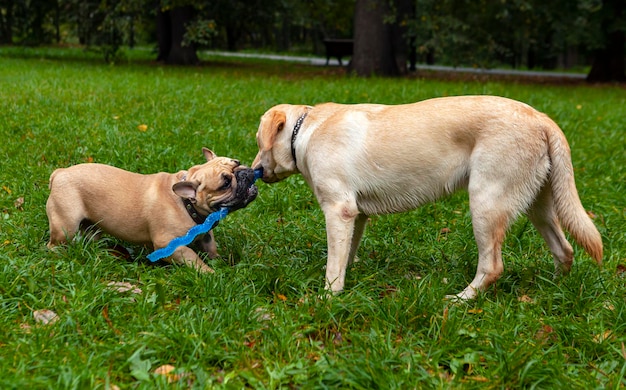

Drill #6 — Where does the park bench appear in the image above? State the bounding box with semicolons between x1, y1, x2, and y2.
323;39;354;66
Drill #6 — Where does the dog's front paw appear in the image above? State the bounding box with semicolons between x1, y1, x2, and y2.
445;285;478;301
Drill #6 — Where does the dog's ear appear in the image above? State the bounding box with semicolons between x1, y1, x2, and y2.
272;110;286;133
265;110;286;149
172;181;199;201
202;148;217;161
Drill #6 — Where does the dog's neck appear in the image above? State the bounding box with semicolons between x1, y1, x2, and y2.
291;109;310;168
182;198;208;224
179;172;208;224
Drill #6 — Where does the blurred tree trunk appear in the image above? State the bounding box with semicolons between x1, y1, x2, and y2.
156;5;198;65
351;0;409;76
587;30;625;82
586;0;625;82
0;0;14;44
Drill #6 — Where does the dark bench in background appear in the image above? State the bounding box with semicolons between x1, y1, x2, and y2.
323;39;354;66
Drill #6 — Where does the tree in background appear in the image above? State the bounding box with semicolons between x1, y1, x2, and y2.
351;0;412;76
156;3;198;64
585;0;625;82
0;0;623;81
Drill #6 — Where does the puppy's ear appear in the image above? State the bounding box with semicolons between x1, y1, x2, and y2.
202;148;217;161
173;181;199;202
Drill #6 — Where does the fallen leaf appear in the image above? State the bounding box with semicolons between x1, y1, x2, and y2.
276;293;287;302
33;309;59;325
616;264;626;275
2;186;11;195
466;375;489;382
440;227;451;234
535;324;557;343
593;330;612;343
254;307;274;322
107;281;142;294
20;323;32;333
518;295;534;303
379;284;398;298
137;124;148;132
467;308;483;314
154;364;181;383
108;244;133;260
14;197;24;209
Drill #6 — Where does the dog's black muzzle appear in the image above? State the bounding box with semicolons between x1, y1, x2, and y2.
224;168;258;211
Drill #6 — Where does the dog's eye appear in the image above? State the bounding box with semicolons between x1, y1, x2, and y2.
220;175;232;190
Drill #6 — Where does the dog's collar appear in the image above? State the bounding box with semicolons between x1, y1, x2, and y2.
290;111;309;168
179;172;208;225
182;198;208;224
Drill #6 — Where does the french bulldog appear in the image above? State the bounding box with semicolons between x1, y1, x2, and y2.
46;147;258;272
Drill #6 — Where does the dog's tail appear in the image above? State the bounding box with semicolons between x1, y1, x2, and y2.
545;120;603;264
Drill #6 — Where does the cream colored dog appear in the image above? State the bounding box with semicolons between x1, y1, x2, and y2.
46;148;258;272
252;96;603;299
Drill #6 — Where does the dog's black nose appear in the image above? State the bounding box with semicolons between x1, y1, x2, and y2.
235;168;255;183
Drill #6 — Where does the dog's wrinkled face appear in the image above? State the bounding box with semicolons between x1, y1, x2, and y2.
173;148;258;215
252;105;297;183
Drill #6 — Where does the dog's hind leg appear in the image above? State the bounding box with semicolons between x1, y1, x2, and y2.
456;167;541;299
46;199;83;249
526;185;574;275
195;231;219;259
456;196;510;300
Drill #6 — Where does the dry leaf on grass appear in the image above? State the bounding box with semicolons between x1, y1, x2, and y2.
465;375;489;383
518;295;534;303
254;307;274;322
603;301;615;311
20;323;32;333
14;197;24;209
107;281;142;294
33;309;59;325
535;324;557;343
593;330;613;343
154;364;186;383
379;284;398;298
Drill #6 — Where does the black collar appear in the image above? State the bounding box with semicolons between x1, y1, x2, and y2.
290;111;309;168
178;172;208;224
182;198;208;224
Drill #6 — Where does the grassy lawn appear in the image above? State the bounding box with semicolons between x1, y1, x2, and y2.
0;47;624;389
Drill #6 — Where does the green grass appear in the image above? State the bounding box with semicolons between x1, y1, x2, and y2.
0;47;624;389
